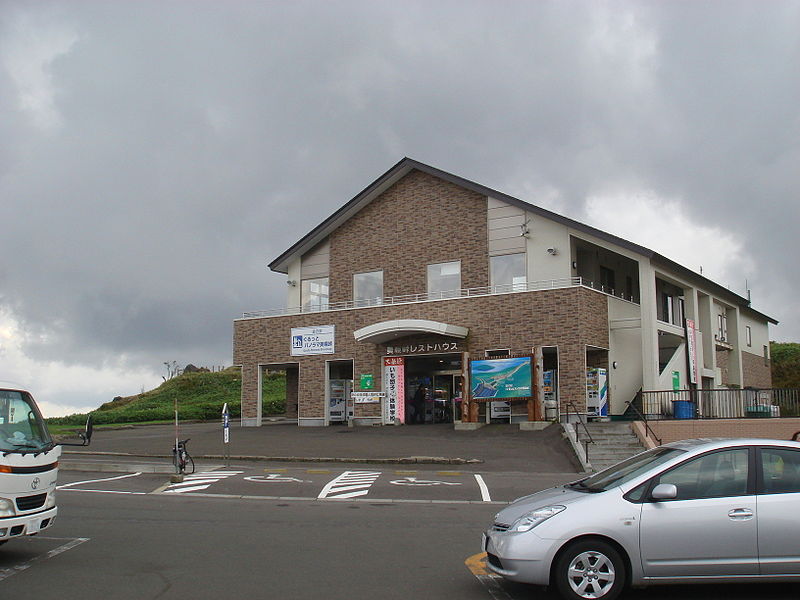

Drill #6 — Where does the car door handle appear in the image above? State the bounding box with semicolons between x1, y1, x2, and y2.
728;508;754;520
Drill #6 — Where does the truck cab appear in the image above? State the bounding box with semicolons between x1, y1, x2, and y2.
0;387;66;545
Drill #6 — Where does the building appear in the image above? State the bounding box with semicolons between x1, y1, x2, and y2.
233;158;776;427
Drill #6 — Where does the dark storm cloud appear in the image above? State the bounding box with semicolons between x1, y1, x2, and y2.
1;0;798;385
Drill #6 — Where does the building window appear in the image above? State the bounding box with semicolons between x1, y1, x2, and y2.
746;326;752;347
600;266;616;293
490;253;526;291
485;349;511;358
353;271;383;306
301;277;329;311
764;345;770;366
427;261;461;297
717;313;728;342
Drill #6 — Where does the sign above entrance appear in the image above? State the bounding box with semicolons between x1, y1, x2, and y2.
386;341;462;355
291;325;335;356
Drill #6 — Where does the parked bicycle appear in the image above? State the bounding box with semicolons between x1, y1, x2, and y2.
172;438;195;474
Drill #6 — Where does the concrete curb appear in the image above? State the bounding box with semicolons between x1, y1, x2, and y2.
62;450;483;466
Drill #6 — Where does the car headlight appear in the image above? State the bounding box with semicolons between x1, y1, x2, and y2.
0;497;15;517
509;505;566;532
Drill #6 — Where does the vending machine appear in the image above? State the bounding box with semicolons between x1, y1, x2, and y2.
586;368;608;419
543;369;558;420
329;379;352;423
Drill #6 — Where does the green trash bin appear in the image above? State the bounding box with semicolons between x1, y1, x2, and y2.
745;405;772;418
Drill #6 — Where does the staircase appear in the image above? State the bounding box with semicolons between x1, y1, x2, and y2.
585;421;646;471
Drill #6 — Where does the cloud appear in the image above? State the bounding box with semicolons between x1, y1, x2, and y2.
0;1;797;413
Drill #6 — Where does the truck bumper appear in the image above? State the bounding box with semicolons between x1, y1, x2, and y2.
0;507;57;540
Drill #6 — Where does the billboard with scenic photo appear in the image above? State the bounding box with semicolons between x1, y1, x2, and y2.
470;357;532;399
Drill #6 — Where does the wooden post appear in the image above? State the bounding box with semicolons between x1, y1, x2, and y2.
461;352;473;423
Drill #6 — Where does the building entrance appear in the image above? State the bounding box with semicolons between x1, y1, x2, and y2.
403;354;463;424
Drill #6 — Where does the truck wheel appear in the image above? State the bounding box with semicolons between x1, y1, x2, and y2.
554;539;625;600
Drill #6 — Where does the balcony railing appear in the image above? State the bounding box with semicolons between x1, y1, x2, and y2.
640;388;800;420
241;276;641;319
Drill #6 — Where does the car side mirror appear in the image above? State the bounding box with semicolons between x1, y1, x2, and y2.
651;483;678;500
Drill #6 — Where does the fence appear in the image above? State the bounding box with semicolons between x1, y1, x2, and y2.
639;388;800;420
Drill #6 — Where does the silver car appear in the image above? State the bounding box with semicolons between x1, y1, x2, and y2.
483;438;800;600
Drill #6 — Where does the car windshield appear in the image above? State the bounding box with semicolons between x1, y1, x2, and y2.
569;446;685;492
0;390;53;453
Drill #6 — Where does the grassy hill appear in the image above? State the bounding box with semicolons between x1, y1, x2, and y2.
47;367;286;427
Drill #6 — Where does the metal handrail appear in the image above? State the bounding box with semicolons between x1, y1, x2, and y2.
240;276;641;319
625;398;662;446
564;400;594;464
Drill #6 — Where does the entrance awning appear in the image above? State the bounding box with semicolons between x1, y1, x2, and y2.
353;319;469;344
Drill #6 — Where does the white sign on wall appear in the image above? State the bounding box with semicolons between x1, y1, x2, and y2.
685;319;698;385
291;325;335;356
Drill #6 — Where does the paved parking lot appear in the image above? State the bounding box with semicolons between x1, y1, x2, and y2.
56;466;578;504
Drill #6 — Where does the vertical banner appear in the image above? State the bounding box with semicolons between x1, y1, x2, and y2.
383;357;405;424
685;318;698;385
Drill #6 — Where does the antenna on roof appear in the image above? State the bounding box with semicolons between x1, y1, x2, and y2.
699;265;703;275
746;279;751;304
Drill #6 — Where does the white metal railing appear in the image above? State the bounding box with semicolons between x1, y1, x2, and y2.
241;276;639;319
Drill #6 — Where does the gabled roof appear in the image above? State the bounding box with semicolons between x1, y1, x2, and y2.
268;157;777;325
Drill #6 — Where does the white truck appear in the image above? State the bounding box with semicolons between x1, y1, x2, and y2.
0;386;91;546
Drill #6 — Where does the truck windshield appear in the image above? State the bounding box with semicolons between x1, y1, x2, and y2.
0;390;53;453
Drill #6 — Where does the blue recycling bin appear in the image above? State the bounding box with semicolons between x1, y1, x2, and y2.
673;400;694;419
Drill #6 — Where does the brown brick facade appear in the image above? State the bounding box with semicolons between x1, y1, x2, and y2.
234;287;610;421
742;349;772;388
329;170;489;302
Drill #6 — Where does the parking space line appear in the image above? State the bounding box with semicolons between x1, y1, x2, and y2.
474;474;491;502
57;472;142;489
0;537;90;582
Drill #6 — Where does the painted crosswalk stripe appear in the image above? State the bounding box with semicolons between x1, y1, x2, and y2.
164;471;243;494
318;471;380;499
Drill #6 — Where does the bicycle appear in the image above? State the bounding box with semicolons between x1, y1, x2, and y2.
172;438;195;474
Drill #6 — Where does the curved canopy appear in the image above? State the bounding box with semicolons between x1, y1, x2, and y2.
353;319;469;344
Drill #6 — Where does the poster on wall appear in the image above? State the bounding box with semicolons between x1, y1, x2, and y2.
290;325;335;356
685;318;698;385
383;357;405;424
470;357;532;399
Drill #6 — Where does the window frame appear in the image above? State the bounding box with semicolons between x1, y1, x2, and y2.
301;276;330;311
426;260;462;297
630;447;756;503
489;253;527;291
756;446;800;495
353;270;383;307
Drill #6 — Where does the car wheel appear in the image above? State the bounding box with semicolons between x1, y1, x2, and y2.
554;539;625;600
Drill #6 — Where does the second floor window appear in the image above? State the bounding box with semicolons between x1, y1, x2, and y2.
302;277;329;311
427;261;461;298
717;312;728;342
490;253;526;291
354;271;383;306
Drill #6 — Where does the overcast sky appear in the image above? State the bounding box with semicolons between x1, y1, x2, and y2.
1;1;798;416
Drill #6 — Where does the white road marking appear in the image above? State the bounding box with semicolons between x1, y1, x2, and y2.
245;474;310;483
318;471;380;499
389;477;461;486
0;537;90;582
163;470;243;494
57;472;142;489
474;474;492;502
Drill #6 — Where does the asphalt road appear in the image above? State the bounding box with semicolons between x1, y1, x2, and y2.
2;466;798;600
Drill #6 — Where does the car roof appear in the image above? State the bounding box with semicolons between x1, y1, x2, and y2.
664;438;800;453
